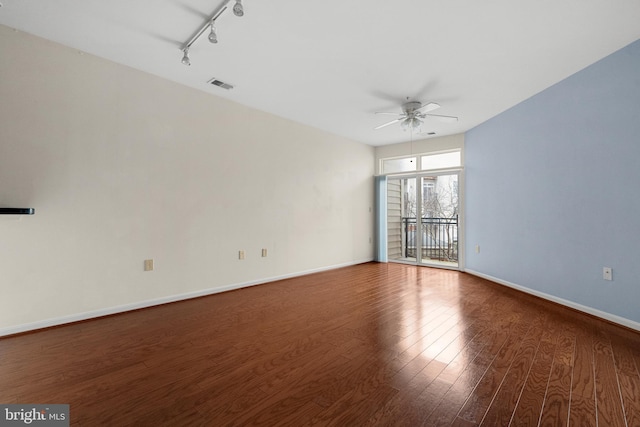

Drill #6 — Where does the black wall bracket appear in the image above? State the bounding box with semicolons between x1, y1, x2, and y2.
0;208;35;215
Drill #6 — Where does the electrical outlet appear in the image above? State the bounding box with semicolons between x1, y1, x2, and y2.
239;250;245;260
144;259;154;271
261;248;267;257
603;267;612;281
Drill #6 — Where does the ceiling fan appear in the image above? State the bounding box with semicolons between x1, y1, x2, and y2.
374;99;458;131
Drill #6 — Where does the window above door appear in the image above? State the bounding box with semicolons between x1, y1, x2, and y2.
380;149;462;175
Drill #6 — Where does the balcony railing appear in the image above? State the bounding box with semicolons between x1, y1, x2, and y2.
403;216;458;262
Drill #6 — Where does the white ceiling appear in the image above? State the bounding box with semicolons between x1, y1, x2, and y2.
1;1;640;146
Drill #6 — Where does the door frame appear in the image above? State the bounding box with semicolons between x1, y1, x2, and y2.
382;168;464;270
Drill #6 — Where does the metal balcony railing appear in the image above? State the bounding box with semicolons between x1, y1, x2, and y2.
403;216;458;262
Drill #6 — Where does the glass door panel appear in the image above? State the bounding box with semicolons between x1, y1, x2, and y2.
386;177;417;263
419;174;459;268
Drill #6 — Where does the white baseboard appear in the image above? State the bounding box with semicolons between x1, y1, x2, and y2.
0;258;374;337
465;269;640;332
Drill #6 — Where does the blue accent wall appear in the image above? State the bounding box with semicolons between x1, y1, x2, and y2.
465;39;640;323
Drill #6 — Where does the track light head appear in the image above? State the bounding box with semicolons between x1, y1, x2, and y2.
181;48;191;66
233;0;244;17
208;23;218;43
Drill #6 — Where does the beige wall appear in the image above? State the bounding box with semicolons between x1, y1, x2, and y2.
0;25;375;333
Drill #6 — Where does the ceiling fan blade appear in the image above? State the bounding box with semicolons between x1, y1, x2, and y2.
375;112;403;116
419;102;440;113
374;118;404;130
425;114;458;123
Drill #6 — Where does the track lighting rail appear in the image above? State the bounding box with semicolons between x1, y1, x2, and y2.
180;0;244;66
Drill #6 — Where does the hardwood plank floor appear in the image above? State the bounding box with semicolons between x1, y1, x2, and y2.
1;262;640;426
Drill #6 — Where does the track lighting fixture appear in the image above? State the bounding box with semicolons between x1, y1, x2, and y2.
208;23;218;43
179;0;246;65
181;48;191;66
233;0;244;17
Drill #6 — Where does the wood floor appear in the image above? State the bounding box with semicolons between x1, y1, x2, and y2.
1;262;640;426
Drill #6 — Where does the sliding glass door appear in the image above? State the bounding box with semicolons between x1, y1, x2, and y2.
387;173;459;268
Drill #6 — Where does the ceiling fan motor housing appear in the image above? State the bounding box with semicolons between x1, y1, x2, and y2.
403;101;423;114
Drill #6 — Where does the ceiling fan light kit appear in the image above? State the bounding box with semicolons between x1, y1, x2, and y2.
401;117;422;131
180;0;245;66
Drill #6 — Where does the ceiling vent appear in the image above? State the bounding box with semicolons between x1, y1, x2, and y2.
207;78;234;90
